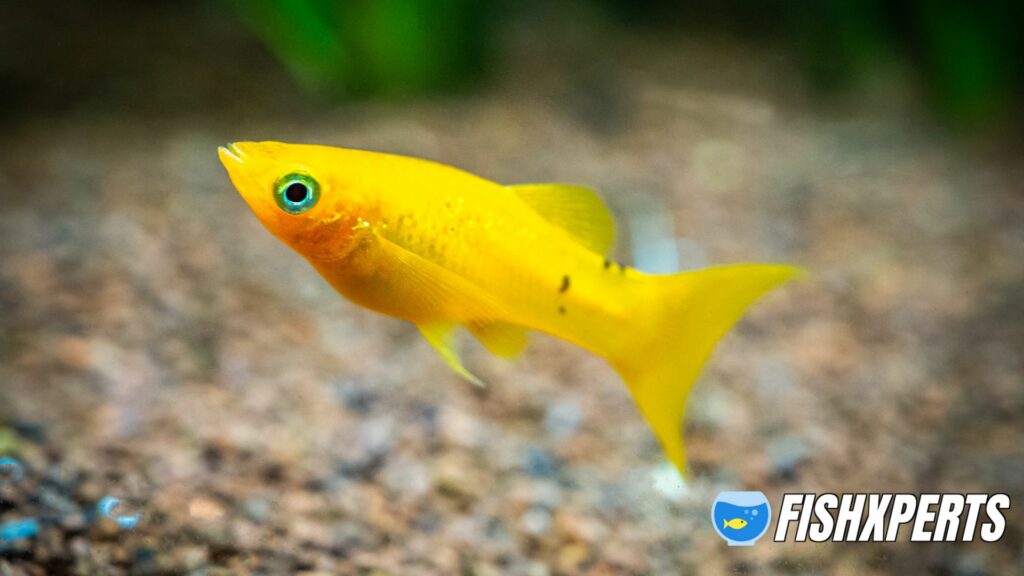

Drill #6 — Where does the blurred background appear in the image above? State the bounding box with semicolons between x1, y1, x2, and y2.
1;1;1022;574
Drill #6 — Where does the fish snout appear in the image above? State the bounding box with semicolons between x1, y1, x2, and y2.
218;142;248;166
218;142;263;208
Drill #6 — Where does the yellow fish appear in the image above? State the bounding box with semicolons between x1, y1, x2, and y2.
218;141;799;476
723;518;748;530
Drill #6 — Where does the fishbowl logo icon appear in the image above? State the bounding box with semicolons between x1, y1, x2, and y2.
712;491;772;546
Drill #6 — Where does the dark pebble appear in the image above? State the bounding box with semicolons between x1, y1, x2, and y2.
130;547;159;576
333;380;379;414
522;447;560;478
12;423;47;444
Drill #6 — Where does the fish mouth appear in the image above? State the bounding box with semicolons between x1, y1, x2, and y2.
217;142;247;165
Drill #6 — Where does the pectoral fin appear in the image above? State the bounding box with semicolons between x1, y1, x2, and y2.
367;232;508;321
417;322;485;387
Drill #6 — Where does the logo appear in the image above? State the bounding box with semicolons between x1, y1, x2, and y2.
774;493;1010;543
712;491;772;546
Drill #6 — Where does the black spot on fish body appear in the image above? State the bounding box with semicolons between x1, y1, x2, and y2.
603;258;612;269
558;306;566;315
560;275;571;293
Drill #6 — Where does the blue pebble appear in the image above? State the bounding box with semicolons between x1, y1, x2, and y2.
0;518;39;542
523;447;560;478
0;458;24;483
97;497;141;530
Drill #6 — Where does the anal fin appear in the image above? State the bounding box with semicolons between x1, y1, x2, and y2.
468;321;529;358
418;322;485;387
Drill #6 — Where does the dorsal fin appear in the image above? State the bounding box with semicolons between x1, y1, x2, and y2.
509;184;616;255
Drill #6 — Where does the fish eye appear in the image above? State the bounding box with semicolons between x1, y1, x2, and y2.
274;173;320;214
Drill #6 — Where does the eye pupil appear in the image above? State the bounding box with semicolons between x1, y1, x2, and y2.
285;182;308;204
274;172;319;214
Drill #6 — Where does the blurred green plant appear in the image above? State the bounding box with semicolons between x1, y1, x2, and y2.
914;1;1017;126
229;0;490;97
602;0;1023;129
229;0;1021;128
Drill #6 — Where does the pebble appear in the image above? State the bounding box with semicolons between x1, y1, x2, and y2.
189;497;227;521
556;543;589;574
1;518;39;542
32;526;65;565
522;447;560;478
519;506;552;536
290;518;335;549
554;512;607;544
0;561;29;576
379;458;431;500
0;457;25;483
73;479;104;503
766;435;811;479
526;561;551;576
543;399;582;438
59;511;88;532
340;417;395;478
11;422;47;445
526;480;563;510
174;545;209;571
240;496;272;523
437;406;485;449
333;379;378;414
229;519;264;552
955;553;989;576
333;520;372;551
471;562;503;576
433;454;483;502
67;536;90;559
129;546;160;576
89;516;123;541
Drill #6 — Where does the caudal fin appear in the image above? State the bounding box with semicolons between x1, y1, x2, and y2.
611;264;801;477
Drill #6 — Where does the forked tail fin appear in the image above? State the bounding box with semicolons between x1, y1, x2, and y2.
610;264;801;477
